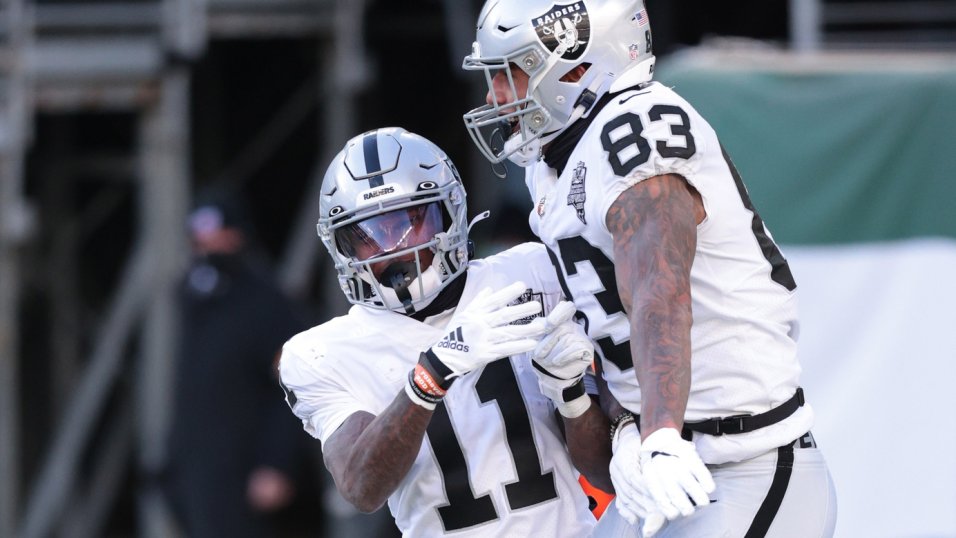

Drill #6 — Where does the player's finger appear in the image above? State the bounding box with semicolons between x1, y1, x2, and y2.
642;512;667;538
469;286;493;307
643;469;681;520
481;281;528;308
544;300;576;331
690;461;716;494
491;316;550;345
530;327;562;362
492;338;540;357
650;462;697;517
617;485;656;521
631;489;659;516
491;300;542;327
677;471;711;510
620;475;664;517
677;461;714;509
664;473;697;517
566;341;593;363
615;498;640;526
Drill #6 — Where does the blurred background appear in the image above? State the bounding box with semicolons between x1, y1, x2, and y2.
1;0;955;536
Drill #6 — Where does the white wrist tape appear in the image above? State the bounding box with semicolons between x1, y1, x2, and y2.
404;379;438;410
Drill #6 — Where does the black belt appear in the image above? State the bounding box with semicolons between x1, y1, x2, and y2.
681;388;805;437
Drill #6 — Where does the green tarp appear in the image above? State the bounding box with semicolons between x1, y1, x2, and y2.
656;51;956;244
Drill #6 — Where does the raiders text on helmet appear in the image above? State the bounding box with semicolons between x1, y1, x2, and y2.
463;0;656;165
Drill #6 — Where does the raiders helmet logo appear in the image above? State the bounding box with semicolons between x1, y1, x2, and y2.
532;2;590;61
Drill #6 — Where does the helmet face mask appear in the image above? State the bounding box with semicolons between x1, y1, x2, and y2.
317;128;469;314
463;44;553;165
463;0;656;165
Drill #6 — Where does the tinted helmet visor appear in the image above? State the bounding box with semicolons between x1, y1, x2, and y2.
335;202;443;261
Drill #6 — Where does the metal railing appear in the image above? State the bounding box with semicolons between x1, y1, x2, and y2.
3;1;345;536
791;0;956;51
0;1;30;536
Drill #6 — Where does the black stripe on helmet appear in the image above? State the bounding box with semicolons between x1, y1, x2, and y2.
362;132;385;188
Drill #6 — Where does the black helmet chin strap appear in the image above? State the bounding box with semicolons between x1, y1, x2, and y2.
381;261;418;314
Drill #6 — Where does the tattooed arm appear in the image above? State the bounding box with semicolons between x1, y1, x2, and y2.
606;174;705;439
322;393;432;513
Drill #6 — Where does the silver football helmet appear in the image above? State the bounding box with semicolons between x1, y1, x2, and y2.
317;127;470;314
463;0;656;165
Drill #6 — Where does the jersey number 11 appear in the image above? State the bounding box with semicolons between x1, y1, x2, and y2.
425;359;559;531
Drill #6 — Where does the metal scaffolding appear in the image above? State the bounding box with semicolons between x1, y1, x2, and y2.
0;2;31;537
1;0;353;536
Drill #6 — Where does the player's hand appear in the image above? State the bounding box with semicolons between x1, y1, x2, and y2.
407;282;545;409
609;422;667;535
431;281;545;374
639;427;716;521
529;301;593;418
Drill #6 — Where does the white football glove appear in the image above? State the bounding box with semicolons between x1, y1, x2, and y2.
609;422;667;537
639;427;716;521
406;282;545;409
530;301;594;418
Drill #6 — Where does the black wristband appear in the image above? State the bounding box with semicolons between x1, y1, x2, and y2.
609;411;637;442
407;369;445;405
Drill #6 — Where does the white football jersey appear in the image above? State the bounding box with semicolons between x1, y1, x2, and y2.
280;243;595;537
526;82;812;464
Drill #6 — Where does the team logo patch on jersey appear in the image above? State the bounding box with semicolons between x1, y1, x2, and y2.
508;289;544;325
567;161;587;225
532;2;590;61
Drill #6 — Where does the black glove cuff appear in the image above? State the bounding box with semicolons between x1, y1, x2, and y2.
560;377;587;403
420;348;456;390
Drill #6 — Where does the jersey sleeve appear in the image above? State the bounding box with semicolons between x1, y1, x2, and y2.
278;333;376;445
590;84;709;232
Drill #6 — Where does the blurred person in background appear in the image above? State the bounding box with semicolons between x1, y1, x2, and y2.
162;187;320;537
462;0;837;536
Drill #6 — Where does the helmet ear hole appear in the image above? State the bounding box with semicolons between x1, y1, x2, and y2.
559;63;591;83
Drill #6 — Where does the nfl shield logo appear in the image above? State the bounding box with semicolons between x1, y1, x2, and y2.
532;2;591;61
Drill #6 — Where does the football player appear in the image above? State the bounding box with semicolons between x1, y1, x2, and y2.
279;127;612;537
462;1;837;536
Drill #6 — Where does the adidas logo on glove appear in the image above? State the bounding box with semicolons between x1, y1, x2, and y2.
434;327;470;352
